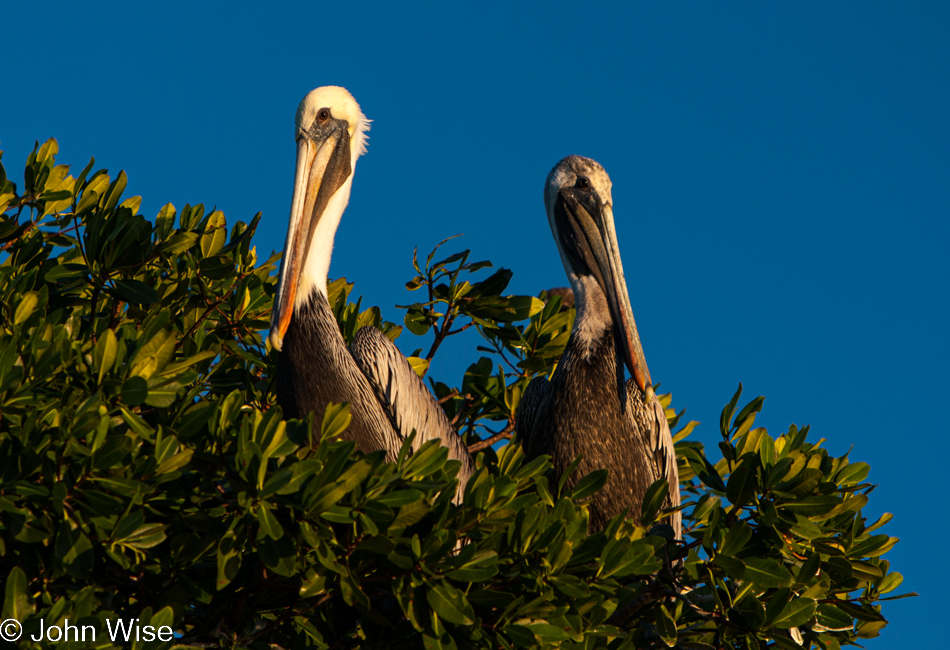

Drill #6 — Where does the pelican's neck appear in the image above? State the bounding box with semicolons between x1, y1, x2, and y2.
294;173;356;308
567;273;613;361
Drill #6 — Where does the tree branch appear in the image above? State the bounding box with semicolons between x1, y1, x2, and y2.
467;419;515;453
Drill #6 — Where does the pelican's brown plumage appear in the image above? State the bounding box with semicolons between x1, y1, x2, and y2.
517;156;681;536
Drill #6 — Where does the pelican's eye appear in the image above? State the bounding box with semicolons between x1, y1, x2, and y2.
317;108;331;123
575;176;591;190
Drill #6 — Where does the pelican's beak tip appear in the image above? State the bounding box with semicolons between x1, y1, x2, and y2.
644;384;655;404
268;330;284;352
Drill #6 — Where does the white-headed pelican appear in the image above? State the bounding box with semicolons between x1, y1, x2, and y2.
269;87;474;493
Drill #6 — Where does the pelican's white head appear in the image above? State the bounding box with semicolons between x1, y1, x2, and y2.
269;86;371;351
295;86;370;163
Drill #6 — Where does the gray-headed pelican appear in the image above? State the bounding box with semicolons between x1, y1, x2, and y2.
516;155;681;536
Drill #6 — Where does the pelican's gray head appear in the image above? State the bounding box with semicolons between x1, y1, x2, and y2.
544;155;612;220
543;155;653;398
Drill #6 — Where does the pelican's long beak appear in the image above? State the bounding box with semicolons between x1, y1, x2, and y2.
269;124;352;351
554;191;654;399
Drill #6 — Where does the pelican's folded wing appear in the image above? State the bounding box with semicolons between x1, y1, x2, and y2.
626;379;682;539
351;326;474;498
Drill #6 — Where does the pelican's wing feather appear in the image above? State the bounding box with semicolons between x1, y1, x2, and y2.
626;379;682;539
351;326;474;493
515;375;551;460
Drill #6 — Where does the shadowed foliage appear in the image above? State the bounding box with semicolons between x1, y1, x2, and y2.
0;141;911;649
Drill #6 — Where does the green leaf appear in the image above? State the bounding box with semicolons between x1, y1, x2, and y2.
877;571;903;595
121;376;148;405
407;356;429;376
122;523;168;550
199;254;235;279
641;478;670;526
656;604;677;647
815;604;854;632
404;306;432;336
507;295;544;320
54;522;94;572
781;495;841;517
849;534;899;558
570;469;608;500
145;375;183;407
161;231;198;253
510;622;571;644
446;552;499;582
719;520;752;557
159;349;217;376
725;460;756;507
392;499;431;529
321;402;352;441
426;583;475;626
154;448;193;475
201;210;227;257
684;447;727;492
299;570;328;597
375;489;425;508
733;395;765;432
837;600;885;622
307;459;373;515
744;557;793;588
94;328;118;384
865;512;893;533
112;279;159;305
768;636;806;650
759;432;776;467
469;268;510;297
258;535;297;577
216;528;243;590
836;461;870;485
155;202;177;239
2;566;33;621
771;597;816;628
14;291;40;325
720;383;743;436
129;330;176;379
255;506;284;540
102;169;128;213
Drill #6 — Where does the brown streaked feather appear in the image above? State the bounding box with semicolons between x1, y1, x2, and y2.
625;378;682;539
519;155;681;536
518;326;679;533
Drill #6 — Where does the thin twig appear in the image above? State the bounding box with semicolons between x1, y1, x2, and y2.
109;298;125;331
438;389;459;404
176;274;245;350
177;297;228;350
0;218;35;252
484;336;522;375
449;395;474;427
421;312;454;376
467;419;515;453
446;321;475;336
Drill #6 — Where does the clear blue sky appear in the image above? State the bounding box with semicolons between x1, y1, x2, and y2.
3;3;947;645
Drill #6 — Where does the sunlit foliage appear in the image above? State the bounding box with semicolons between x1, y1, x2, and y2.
0;141;911;649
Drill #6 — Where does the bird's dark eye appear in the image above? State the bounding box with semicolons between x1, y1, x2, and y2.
575;177;591;190
317;108;331;123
